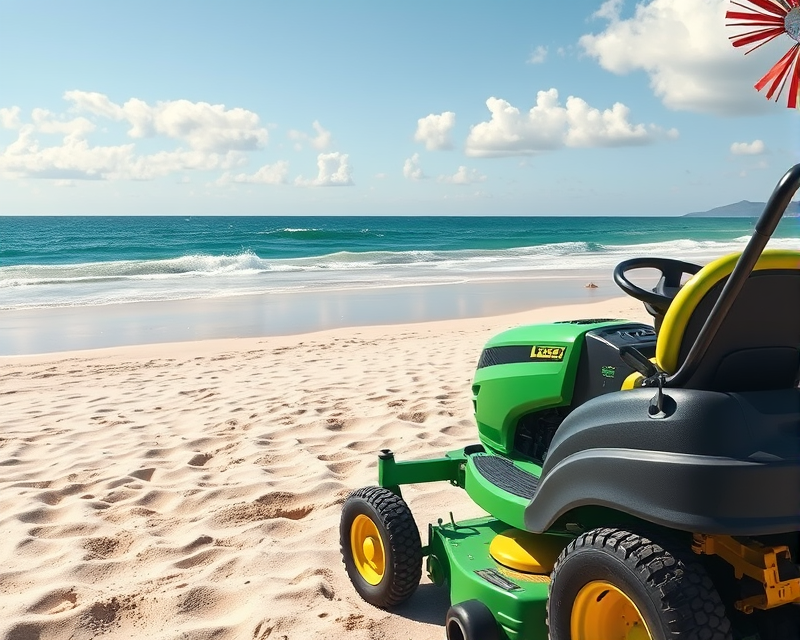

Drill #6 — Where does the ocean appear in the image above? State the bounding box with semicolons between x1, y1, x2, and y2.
2;215;799;311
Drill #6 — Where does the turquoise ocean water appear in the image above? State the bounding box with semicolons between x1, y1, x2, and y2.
2;215;799;311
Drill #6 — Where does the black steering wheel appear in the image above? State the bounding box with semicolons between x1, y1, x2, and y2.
613;257;703;318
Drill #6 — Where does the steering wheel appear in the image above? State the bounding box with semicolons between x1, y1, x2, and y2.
613;257;703;317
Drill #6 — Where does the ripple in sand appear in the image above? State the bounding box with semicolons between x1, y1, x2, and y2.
26;587;78;615
173;547;224;569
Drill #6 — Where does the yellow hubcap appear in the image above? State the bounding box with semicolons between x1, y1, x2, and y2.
350;514;386;585
571;580;653;640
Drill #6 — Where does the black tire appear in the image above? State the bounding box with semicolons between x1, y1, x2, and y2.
445;600;500;640
547;527;732;640
339;486;422;608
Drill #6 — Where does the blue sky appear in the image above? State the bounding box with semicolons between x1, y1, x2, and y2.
1;0;798;215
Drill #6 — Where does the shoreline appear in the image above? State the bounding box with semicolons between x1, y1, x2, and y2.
1;272;619;356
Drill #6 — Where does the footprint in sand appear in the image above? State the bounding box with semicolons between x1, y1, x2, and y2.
188;453;213;467
83;533;133;559
398;411;427;423
83;597;122;630
210;492;313;526
325;419;345;432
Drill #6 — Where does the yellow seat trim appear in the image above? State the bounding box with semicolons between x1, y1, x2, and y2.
657;249;800;374
622;371;644;390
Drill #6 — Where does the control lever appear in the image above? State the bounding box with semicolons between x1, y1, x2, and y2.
619;346;658;378
619;346;669;418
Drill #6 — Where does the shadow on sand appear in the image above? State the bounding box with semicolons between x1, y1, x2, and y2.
390;582;451;626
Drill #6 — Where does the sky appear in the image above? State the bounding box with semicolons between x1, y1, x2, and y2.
1;0;799;216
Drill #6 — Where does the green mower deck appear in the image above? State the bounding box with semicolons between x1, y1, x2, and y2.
427;517;573;640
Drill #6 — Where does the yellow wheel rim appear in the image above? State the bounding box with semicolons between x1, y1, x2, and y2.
571;580;653;640
350;514;386;585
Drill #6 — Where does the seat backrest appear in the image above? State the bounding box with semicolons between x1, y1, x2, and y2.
656;249;800;392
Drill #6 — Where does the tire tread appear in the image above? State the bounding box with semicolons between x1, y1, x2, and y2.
547;527;732;639
340;486;422;607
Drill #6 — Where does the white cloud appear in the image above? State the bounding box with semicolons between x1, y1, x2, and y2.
593;0;624;20
527;46;548;65
564;97;666;147
465;89;670;157
219;161;289;185
65;90;123;119
414;112;456;151
730;139;766;155
0;107;21;129
579;0;776;115
287;121;332;151
0;133;134;180
0;131;243;181
31;108;95;141
65;90;269;151
438;166;486;185
403;153;426;180
0;92;272;181
295;152;353;187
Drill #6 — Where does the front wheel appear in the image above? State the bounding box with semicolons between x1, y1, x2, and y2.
445;600;499;640
547;527;732;640
340;486;422;608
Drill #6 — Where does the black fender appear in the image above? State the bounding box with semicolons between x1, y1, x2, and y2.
524;387;800;535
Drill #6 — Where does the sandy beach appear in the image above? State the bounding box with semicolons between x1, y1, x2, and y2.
0;296;649;640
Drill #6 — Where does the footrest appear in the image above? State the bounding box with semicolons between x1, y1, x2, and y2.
473;455;539;500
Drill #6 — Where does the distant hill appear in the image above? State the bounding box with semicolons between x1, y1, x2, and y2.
684;200;800;217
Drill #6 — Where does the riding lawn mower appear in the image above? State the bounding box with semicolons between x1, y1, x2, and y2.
339;164;800;639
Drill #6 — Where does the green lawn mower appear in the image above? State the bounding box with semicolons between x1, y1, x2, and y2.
340;164;800;640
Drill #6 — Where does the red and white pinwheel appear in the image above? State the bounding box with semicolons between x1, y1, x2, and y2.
727;0;800;107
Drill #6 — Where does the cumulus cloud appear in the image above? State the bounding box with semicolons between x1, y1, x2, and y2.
64;90;269;151
287;121;332;151
730;139;766;155
31;108;95;141
438;166;486;185
0;92;276;181
593;0;624;20
218;161;290;185
579;0;777;115
0;131;242;181
465;89;672;157
414;112;456;151
295;152;353;187
527;46;548;64
403;153;426;180
0;107;21;129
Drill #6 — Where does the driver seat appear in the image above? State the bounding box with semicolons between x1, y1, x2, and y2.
656;249;800;392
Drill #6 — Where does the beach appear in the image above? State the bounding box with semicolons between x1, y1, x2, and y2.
0;295;650;640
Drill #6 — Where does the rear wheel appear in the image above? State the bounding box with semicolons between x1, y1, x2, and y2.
340;486;422;608
547;527;732;640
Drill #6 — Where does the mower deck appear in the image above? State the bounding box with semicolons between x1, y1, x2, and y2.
428;516;572;640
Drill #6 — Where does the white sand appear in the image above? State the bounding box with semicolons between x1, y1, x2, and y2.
0;297;649;640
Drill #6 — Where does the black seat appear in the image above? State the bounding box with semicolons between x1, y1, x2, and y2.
656;249;800;392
